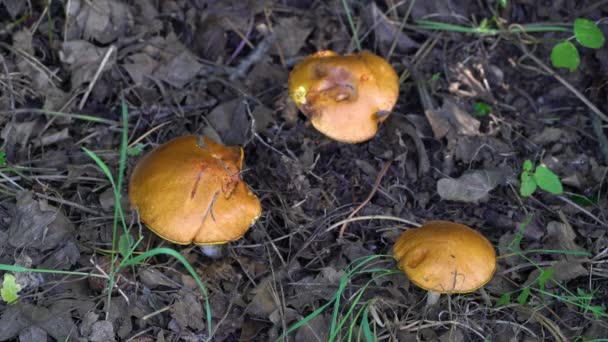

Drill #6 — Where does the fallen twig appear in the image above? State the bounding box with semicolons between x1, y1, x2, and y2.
339;160;393;238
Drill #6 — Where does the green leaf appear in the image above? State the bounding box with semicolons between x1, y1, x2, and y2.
517;287;531;305
589;305;607;319
0;151;5;167
362;305;374;342
538;268;554;291
551;42;580;71
127;143;145;157
498;0;508;8
520;171;537;197
523;160;533;172
118;234;134;259
496;293;511;306
473;101;492;117
533;165;563;194
574;18;605;49
570;193;599;206
1;274;22;304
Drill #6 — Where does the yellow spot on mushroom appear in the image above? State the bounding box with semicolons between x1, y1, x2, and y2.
293;86;307;105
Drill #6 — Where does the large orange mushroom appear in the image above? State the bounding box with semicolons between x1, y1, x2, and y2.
393;220;496;305
288;50;399;143
128;135;262;246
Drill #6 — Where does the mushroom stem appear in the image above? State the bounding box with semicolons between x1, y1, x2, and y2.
200;245;223;259
426;291;441;307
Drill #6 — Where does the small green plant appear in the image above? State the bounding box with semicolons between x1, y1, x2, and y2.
0;151;5;167
473;101;493;117
520;160;563;197
1;273;21;304
127;143;145;157
551;18;606;71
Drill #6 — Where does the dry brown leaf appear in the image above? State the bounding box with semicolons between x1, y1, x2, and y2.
363;2;419;55
543;221;586;261
67;0;133;44
437;169;509;203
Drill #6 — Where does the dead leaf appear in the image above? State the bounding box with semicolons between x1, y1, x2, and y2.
525;261;587;288
18;325;47;341
60;40;116;90
79;311;99;337
439;328;465;342
0;304;29;340
437;169;509;203
8;191;74;250
425;98;480;139
123;53;159;86
543;221;585;261
139;268;179;289
246;277;278;319
152;50;203;88
67;0;133;44
33;128;71;147
171;289;205;331
532;127;565;145
274;17;313;57
1;120;39;148
295;314;330;342
38;241;81;270
206;98;251;145
13;255;44;291
12;30;58;92
194;16;227;62
89;320;116;342
2;0;25;18
363;2;419;55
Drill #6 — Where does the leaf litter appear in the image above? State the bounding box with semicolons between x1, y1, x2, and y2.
0;1;607;341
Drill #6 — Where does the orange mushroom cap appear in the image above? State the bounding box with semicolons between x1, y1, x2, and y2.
393;221;496;293
128;135;262;245
288;50;399;143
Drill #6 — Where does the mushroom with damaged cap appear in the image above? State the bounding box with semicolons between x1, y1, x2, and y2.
128;135;262;256
288;50;399;143
393;220;497;305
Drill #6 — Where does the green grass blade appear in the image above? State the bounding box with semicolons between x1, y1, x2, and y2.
362;304;374;342
341;0;361;51
0;263;105;278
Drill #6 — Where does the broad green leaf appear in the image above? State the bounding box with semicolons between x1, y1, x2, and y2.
551;42;580;71
496;293;511;306
473;101;492;117
517;287;531;305
574;18;605;49
1;274;21;304
534;165;563;194
523;159;533;172
538;268;554;291
520;171;537;197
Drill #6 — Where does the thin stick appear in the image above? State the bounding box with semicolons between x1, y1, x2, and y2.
518;43;608;123
79;45;116;109
339;160;393;237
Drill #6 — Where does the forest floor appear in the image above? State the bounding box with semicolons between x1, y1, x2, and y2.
0;1;607;341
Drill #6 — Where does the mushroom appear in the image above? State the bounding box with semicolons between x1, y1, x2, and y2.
288;50;399;143
128;135;262;252
393;220;496;306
